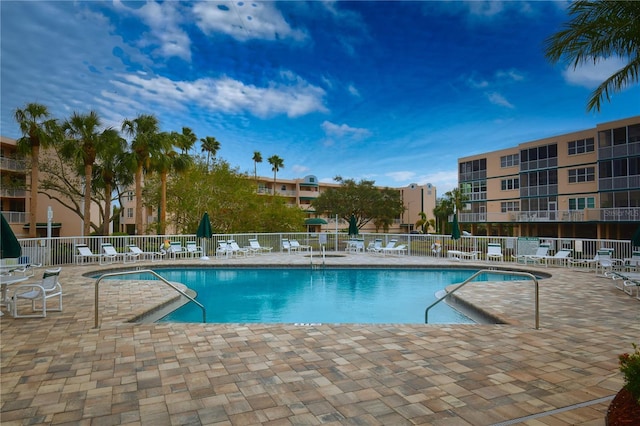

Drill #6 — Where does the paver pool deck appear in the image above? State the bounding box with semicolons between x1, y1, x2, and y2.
1;253;638;425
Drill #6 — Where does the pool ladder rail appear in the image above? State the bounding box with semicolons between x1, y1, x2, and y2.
310;246;326;270
424;269;539;329
94;269;206;328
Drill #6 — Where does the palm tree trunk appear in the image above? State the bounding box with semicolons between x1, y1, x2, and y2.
273;172;276;196
160;171;167;235
135;164;143;235
84;164;92;237
28;145;39;238
103;181;112;235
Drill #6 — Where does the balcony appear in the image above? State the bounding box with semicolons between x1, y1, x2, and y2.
1;210;28;223
457;207;640;223
0;188;27;198
0;157;27;172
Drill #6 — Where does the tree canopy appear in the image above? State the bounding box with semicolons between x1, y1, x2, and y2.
311;177;404;231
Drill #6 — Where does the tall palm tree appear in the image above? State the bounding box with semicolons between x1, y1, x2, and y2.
252;151;262;184
14;103;58;238
176;127;197;154
153;131;192;234
94;129;131;235
61;110;101;237
200;136;221;169
121;114;161;235
267;155;284;196
545;1;640;111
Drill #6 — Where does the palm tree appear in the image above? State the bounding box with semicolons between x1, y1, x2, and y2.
153;131;192;234
200;136;221;169
267;155;284;196
121;114;161;235
176;127;197;154
94;129;131;235
252;151;262;184
545;1;640;111
61;110;101;237
14;103;58;238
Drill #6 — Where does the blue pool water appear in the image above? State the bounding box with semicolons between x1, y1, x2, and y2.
110;268;521;324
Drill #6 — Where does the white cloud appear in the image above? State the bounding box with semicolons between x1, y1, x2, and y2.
292;165;310;174
467;77;489;89
321;121;371;139
385;171;416;182
113;0;192;61
347;84;360;97
111;72;328;118
193;2;307;42
496;69;524;82
562;57;627;89
486;91;514;109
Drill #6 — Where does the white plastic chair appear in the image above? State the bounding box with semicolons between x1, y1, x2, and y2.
9;268;62;318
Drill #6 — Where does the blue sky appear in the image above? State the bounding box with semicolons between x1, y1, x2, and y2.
2;1;639;193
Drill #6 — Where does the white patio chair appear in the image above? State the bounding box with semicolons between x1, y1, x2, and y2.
127;244;165;262
248;239;272;255
186;241;203;258
8;267;62;318
486;243;503;262
75;244;101;265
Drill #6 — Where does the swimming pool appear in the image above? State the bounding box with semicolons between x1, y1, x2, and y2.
112;268;523;324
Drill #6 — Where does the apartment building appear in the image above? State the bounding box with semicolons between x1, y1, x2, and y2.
0;136;100;238
255;175;437;234
458;115;640;239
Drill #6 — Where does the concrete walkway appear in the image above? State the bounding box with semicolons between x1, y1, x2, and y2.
1;253;638;425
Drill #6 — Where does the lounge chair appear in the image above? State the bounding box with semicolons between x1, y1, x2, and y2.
538;249;573;268
216;241;231;257
168;242;188;259
0;257;39;277
512;244;550;264
186;241;203;258
127;244;165;262
8;267;62;318
486;243;503;262
75;244;102;265
609;271;640;298
290;239;311;252
101;243;135;264
595;250;624;275
382;244;407;256
228;240;250;257
372;239;397;255
247;239;272;255
367;239;382;253
282;239;297;254
447;250;480;261
623;251;640;271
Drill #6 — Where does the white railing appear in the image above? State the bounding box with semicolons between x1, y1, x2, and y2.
13;232;636;269
457;208;640;223
1;210;28;223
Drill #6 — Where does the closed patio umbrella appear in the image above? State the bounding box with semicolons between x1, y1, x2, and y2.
632;225;640;248
451;212;461;240
348;214;358;237
196;212;212;260
1;213;22;259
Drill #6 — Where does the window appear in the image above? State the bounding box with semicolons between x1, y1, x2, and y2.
568;138;595;155
501;201;519;212
568;167;595;183
280;185;286;191
127;208;134;218
500;154;519;168
501;178;519;190
127;191;134;202
568;197;595;210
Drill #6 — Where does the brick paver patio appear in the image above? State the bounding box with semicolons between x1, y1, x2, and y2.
1;253;638;425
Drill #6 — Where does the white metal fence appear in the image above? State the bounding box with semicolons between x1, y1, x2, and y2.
13;232;637;268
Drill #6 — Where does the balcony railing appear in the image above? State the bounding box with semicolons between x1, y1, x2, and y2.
457;207;640;223
1;210;27;223
0;157;27;172
0;188;27;197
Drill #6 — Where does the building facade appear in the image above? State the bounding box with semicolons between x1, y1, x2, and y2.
1;136;101;238
458;116;640;239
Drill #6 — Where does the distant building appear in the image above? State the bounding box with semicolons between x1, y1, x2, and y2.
0;136;101;238
457;115;640;239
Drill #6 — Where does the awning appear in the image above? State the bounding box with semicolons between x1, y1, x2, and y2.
305;218;328;225
22;223;62;229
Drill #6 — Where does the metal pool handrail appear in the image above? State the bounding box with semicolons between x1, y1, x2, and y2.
94;269;206;328
425;269;539;329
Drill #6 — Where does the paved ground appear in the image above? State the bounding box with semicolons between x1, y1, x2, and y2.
1;252;639;425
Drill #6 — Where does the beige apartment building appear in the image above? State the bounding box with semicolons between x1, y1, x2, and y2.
458;115;640;239
1;136;101;238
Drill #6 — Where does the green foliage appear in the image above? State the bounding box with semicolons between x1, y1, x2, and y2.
619;343;640;403
545;1;640;112
163;159;305;234
312;177;403;230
